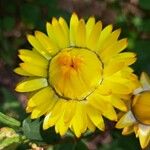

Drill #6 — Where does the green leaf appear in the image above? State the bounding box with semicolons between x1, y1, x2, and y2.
139;0;150;10
22;117;43;142
54;140;88;150
22;117;61;143
0;112;21;127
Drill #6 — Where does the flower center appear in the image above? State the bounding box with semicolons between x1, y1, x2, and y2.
132;91;150;125
49;47;103;100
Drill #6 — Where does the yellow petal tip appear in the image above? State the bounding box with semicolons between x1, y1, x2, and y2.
15;86;21;92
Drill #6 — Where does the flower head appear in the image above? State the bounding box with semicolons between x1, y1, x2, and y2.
15;13;138;137
116;72;150;149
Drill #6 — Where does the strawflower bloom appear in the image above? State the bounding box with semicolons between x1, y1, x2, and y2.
116;72;150;149
15;13;138;137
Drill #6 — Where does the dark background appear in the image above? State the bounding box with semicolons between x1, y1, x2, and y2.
0;0;150;149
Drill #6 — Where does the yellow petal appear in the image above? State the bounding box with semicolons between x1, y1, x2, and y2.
103;53;136;77
31;103;50;119
76;103;88;134
86;105;105;131
100;38;128;62
71;102;86;137
100;28;121;51
35;31;59;56
70;13;79;46
97;84;112;95
122;125;134;135
28;87;54;107
87;116;96;132
86;17;95;40
43;100;63;129
102;104;117;121
140;72;150;90
113;52;136;65
51;17;69;48
15;78;48;92
86;21;102;51
59;17;69;46
96;24;113;51
81;109;88;134
118;94;131;101
18;50;48;68
110;96;127;111
46;22;56;43
55;117;69;136
55;101;69;136
43;113;51;130
116;111;136;128
138;124;150;149
63;100;77;123
114;38;128;53
14;67;34;76
134;124;139;137
90;97;117;121
26;106;33;113
27;34;51;59
107;69;139;93
104;61;125;77
76;19;86;47
105;81;132;94
88;93;109;112
95;93;127;111
20;63;47;77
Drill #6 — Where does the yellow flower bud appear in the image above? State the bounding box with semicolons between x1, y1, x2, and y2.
132;91;150;125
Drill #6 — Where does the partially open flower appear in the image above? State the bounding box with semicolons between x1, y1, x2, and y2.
15;13;138;137
116;72;150;149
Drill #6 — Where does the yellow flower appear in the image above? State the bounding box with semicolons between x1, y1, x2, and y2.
15;13;138;137
116;72;150;149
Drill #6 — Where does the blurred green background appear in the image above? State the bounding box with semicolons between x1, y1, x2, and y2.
0;0;150;149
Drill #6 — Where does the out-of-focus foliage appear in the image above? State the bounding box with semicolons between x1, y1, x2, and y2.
0;0;150;149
